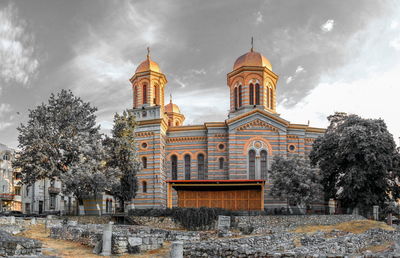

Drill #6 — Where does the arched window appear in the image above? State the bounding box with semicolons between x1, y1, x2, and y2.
108;199;113;213
260;150;268;179
134;86;138;107
197;154;205;180
248;150;256;179
238;85;242;107
269;88;273;109
175;121;180;126
143;84;147;104
266;86;269;108
153;85;157;104
171;155;178;180
142;157;147;169
249;83;254;105
234;87;238;109
184;154;191;180
142;181;147;193
219;157;224;169
255;83;260;105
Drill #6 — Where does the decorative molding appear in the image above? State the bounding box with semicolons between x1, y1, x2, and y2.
305;138;315;143
237;119;278;132
136;132;155;137
287;135;299;139
214;133;229;138
167;136;207;143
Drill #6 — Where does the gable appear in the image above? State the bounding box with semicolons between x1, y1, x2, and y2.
227;110;288;132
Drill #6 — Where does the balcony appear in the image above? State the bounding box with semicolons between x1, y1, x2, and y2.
0;193;15;201
48;187;61;194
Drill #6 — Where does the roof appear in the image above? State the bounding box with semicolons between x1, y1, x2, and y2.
233;50;272;71
167;180;265;184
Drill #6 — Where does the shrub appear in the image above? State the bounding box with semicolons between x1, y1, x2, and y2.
128;207;233;230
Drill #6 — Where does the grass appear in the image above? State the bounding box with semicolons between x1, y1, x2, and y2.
293;220;394;234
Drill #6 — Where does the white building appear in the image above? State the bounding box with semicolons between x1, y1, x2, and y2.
0;143;21;212
21;178;77;215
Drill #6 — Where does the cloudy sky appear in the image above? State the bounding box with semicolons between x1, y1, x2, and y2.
1;0;400;148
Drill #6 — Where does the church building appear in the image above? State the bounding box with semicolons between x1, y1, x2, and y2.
130;46;325;211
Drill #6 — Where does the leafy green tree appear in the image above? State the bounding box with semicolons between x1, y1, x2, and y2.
104;110;140;212
14;90;115;209
310;112;400;211
269;156;323;213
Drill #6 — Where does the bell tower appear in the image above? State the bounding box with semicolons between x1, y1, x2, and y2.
130;48;167;114
227;40;278;117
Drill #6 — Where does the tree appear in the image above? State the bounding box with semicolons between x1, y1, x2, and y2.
13;90;115;211
104;110;140;212
310;112;400;211
269;156;323;213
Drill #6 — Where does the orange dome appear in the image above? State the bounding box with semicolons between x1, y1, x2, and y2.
135;57;161;73
165;99;181;113
233;50;272;71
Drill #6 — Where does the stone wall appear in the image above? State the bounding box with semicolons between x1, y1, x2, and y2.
50;223;208;254
232;214;365;233
0;230;42;257
184;228;400;257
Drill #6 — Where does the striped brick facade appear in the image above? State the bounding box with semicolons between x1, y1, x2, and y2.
129;49;325;209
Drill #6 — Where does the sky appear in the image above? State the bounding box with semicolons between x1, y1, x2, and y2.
0;0;400;149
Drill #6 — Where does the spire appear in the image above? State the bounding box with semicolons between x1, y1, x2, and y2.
146;47;150;59
250;37;254;52
170;94;172;103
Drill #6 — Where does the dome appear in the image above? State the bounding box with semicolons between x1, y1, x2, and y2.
135;57;161;73
233;50;272;71
165;97;181;113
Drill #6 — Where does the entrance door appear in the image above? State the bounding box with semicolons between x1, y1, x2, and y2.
39;201;43;214
177;189;262;211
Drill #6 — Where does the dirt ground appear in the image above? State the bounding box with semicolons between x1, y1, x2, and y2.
17;224;170;258
293;219;394;234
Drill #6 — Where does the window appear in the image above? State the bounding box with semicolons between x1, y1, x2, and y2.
269;88;273;109
260;150;268;179
234;87;238;109
184;155;191;180
238;85;242;107
175;121;180;126
219;157;224;169
50;195;56;209
141;142;148;149
14;187;21;195
218;144;224;150
142;181;147;193
197;154;205;180
50;179;55;187
26;186;30;197
255;83;260;105
3;154;9;161
142;157;147;169
134;86;138;107
249;83;254;105
154;85;159;105
171;155;178;180
249;150;256;179
143;84;147;104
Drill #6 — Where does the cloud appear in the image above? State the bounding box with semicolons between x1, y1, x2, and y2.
0;103;13;131
286;76;293;84
389;36;400;50
390;20;398;30
278;62;400;143
295;66;305;74
0;3;38;86
320;19;335;32
255;11;263;25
